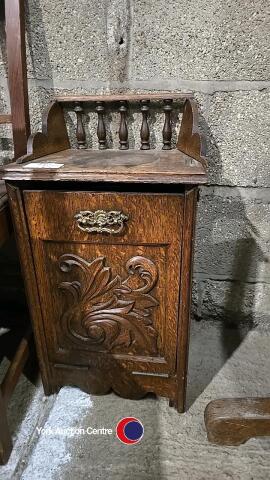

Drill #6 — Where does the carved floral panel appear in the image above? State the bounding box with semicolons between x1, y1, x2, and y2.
58;254;159;355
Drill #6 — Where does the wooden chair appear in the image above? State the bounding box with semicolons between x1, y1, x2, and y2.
0;0;32;465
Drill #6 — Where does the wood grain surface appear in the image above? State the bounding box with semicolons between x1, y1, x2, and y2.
5;180;199;412
0;389;12;465
4;149;206;184
5;0;30;159
23;191;183;375
205;398;270;445
0;181;7;210
0;114;12;124
177;99;207;167
55;93;192;103
0;182;11;247
4;95;205;413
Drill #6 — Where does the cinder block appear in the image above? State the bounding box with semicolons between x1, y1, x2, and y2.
131;0;270;81
198;90;270;187
194;186;270;282
192;278;270;328
25;0;111;81
2;0;269;84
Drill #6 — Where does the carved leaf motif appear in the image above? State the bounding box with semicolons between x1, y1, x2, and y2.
58;254;159;355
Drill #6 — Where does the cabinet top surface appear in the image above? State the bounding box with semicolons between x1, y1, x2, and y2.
4;148;207;185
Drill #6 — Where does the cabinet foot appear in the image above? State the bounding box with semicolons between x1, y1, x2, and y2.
0;390;12;465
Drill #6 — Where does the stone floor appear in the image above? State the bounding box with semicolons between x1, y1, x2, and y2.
1;320;270;480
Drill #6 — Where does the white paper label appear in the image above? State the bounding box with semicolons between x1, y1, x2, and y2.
22;162;64;169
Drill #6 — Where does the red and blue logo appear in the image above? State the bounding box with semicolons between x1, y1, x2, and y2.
116;417;144;444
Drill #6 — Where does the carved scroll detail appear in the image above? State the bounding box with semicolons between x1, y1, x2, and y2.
18;101;70;164
176;98;207;167
58;254;159;355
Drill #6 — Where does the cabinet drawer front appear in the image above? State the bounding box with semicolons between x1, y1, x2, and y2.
24;190;184;375
23;191;183;244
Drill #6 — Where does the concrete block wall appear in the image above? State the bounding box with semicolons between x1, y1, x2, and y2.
0;0;269;327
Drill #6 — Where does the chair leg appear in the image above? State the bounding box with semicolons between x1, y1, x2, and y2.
0;389;12;465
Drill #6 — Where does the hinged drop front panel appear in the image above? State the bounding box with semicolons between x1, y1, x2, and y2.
23;191;184;377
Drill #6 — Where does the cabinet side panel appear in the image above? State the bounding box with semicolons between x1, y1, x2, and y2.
6;184;53;394
175;187;198;412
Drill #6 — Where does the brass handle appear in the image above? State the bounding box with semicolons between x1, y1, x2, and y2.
74;210;129;234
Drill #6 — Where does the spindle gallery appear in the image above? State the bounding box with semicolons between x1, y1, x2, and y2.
68;95;180;151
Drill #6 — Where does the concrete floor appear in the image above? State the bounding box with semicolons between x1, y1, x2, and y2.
1;320;270;480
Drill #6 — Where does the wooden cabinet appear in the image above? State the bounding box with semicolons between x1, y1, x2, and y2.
4;95;207;412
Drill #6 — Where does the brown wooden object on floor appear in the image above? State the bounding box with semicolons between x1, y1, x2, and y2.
205;398;270;446
4;95;207;414
0;329;31;464
0;390;12;465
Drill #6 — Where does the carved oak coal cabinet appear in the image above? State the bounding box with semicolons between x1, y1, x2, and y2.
4;94;207;412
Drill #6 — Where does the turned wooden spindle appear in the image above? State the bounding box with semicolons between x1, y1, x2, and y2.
119;101;128;150
140;100;150;150
74;102;86;149
96;101;106;149
162;98;173;150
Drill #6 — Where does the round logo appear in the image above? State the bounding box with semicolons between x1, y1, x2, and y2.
116;417;144;444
